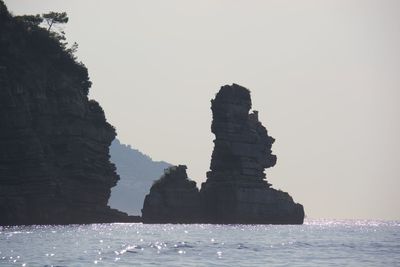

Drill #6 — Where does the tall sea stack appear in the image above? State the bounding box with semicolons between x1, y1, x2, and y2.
201;84;304;224
0;2;136;225
142;84;304;224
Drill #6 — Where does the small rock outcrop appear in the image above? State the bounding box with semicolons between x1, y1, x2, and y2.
201;84;304;224
142;165;201;223
0;2;138;225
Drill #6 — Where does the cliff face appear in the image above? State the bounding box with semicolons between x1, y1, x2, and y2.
0;3;136;225
141;84;304;224
201;84;304;224
206;84;276;186
142;165;201;223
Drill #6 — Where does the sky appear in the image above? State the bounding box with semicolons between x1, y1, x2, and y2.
5;0;400;220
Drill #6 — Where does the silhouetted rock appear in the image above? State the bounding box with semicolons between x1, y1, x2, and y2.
141;84;304;224
142;165;201;223
108;139;171;215
201;84;304;224
0;3;139;225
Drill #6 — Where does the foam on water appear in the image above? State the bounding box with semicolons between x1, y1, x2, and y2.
0;220;399;266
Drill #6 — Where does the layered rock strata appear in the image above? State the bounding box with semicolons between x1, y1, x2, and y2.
0;3;138;225
201;84;304;224
141;84;304;224
142;165;201;223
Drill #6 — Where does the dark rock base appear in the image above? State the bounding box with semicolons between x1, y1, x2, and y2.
201;182;304;224
142;165;201;224
0;205;141;226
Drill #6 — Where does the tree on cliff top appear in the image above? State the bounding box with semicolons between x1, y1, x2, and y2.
4;3;91;96
15;11;69;44
42;12;69;47
42;11;68;32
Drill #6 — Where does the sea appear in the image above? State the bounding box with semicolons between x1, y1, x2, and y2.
0;219;399;267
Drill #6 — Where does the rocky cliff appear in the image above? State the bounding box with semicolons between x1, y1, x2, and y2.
0;2;138;225
142;165;201;223
141;84;304;224
201;84;304;224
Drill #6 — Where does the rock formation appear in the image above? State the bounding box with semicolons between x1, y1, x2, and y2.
0;2;138;225
201;84;304;224
142;165;201;223
141;84;304;224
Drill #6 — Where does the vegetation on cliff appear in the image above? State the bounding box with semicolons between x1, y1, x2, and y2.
0;0;91;95
0;1;135;225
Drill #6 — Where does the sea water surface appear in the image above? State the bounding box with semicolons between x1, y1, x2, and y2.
0;219;399;267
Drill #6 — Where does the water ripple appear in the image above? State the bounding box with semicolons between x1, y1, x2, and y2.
0;220;399;266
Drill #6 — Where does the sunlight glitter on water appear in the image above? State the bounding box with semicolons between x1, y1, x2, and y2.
305;218;400;227
0;220;399;266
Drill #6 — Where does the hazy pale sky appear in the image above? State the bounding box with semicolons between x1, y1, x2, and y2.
6;0;400;220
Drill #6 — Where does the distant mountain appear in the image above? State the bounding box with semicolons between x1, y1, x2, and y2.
108;139;171;215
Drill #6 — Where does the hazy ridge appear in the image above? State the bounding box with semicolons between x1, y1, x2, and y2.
109;139;171;215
